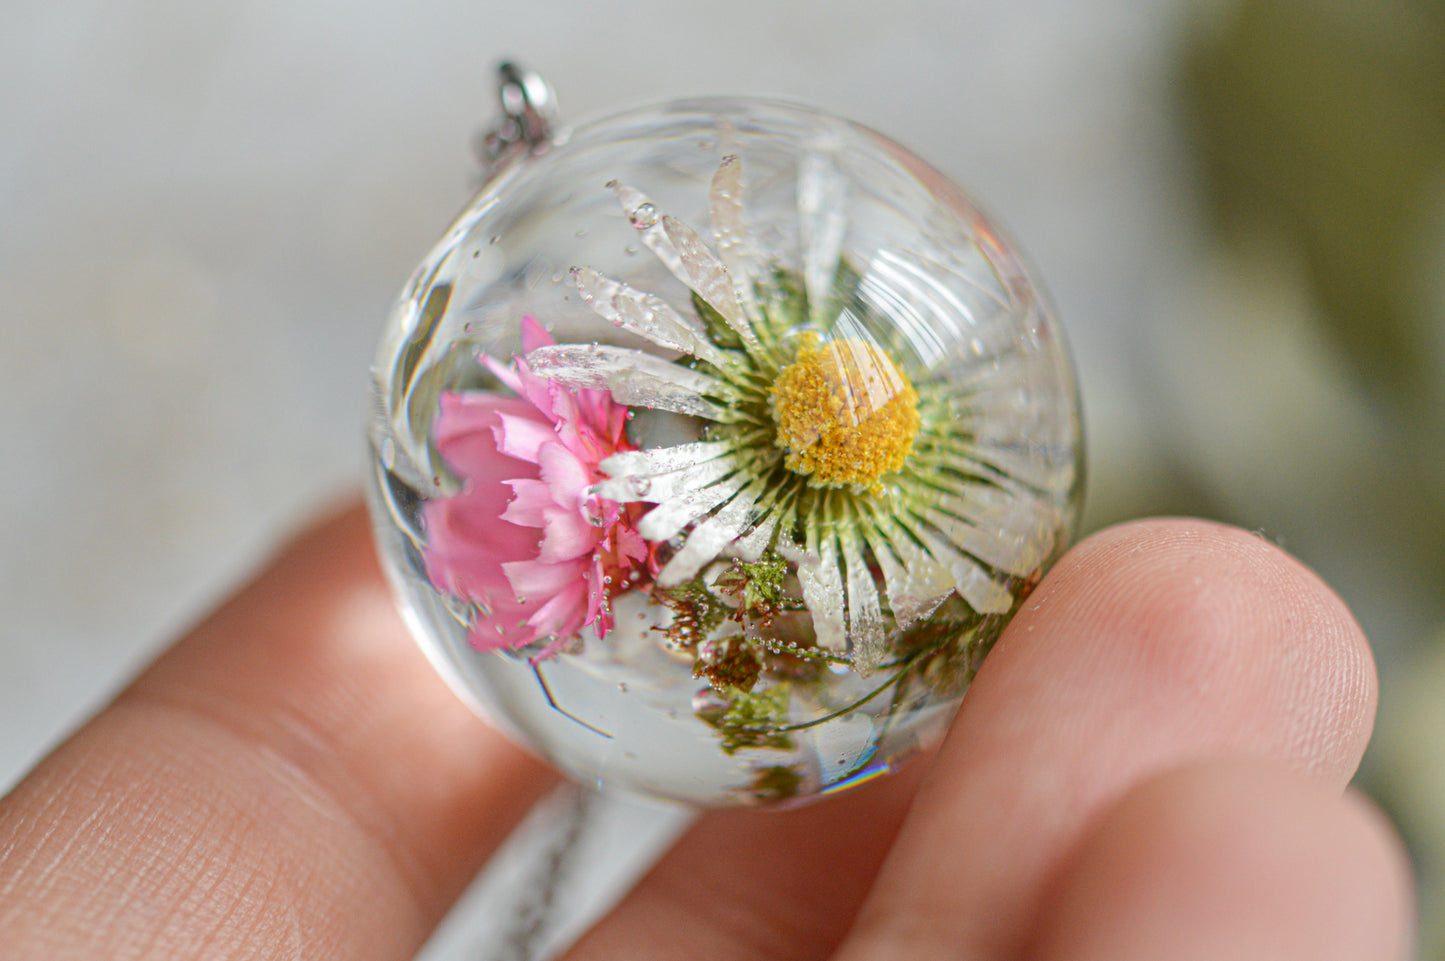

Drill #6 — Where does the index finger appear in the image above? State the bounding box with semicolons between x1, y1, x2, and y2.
0;506;556;960
833;518;1378;960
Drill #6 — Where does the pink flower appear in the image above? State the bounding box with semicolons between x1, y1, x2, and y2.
423;317;656;659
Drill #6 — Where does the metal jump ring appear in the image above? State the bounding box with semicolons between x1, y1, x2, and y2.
475;61;559;175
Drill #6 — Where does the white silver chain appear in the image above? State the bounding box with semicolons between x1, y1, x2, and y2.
481;783;594;961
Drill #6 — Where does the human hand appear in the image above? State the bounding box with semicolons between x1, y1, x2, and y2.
0;507;1413;959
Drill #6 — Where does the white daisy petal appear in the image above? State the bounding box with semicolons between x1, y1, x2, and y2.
708;154;763;322
572;267;733;368
600;440;732;480
780;531;847;652
894;514;1014;615
727;478;790;560
596;449;742;505
637;477;741;542
865;515;957;628
964;441;1079;499
660;215;760;350
609;179;681;264
840;531;886;675
731;511;779;561
609;180;698;297
924;485;1056;577
525;344;735;420
610;180;760;350
656;482;763;586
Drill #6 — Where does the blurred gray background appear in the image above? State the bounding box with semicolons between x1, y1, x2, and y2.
5;0;1444;955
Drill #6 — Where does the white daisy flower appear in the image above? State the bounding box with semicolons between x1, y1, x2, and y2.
523;153;1072;675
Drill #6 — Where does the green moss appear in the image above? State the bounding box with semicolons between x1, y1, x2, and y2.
697;684;795;755
654;574;729;650
714;550;790;627
745;764;803;802
692;633;764;693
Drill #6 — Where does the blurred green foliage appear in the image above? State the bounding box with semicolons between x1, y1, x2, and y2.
1182;2;1445;952
1184;0;1445;399
1181;0;1445;629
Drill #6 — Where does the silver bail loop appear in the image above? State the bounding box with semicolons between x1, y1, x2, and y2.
476;61;559;175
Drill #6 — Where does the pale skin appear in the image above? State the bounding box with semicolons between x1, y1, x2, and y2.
0;507;1415;959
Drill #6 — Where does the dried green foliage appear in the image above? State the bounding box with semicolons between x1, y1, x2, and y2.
745;764;803;803
693;633;764;692
697;684;795;755
714;552;789;629
654;575;729;652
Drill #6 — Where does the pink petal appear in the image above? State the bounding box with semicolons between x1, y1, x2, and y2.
426;506;544;653
536;442;593;511
602;400;628;448
425;389;561;655
433;393;539;483
537;505;598;563
546;389;581;443
502;557;586;601
493;412;555;465
500;479;553;528
613;525;650;564
467;616;536;653
512;356;557;415
421;322;651;663
482;352;523;395
480;317;555;404
520;315;554;353
425;500;539;616
426;440;539;570
585;558;606;624
526;580;590;642
576;387;614;437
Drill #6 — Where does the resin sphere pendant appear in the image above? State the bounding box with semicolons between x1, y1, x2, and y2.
367;65;1084;806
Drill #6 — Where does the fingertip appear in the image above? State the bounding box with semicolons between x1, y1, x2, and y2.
998;517;1377;785
836;517;1383;961
1032;758;1415;961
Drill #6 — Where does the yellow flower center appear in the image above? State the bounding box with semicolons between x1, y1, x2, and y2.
769;334;919;492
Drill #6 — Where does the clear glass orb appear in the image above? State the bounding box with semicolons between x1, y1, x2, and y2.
366;97;1083;807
